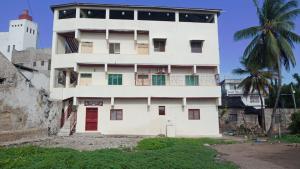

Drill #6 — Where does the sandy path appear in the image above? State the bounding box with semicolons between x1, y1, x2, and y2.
214;143;300;169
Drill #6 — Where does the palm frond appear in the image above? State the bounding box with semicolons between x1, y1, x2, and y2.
234;26;261;41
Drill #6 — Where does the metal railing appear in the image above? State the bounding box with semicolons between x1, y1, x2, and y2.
135;74;219;86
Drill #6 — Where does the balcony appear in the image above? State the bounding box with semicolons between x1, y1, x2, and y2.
50;85;221;100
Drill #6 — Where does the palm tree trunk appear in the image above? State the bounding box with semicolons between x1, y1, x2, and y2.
256;79;266;133
268;63;282;137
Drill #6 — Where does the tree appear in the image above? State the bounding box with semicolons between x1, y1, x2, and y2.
233;60;273;132
266;73;300;108
234;0;300;136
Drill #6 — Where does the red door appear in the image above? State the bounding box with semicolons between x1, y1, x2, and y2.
85;108;98;131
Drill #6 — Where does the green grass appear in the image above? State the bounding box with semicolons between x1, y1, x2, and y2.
0;138;237;169
272;134;300;143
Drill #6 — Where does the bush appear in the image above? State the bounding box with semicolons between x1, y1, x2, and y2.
288;111;300;134
136;138;174;150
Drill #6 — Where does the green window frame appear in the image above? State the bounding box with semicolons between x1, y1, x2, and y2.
152;75;166;86
108;74;122;85
185;75;199;86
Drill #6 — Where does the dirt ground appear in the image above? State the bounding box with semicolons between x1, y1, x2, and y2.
214;142;300;169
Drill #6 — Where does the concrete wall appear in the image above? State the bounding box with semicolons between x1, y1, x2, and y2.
76;98;220;137
0;53;61;135
12;48;51;77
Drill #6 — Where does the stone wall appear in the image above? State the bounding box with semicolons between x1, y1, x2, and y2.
0;128;48;142
0;52;61;139
219;108;299;134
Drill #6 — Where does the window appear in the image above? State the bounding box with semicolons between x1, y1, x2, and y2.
79;73;92;86
229;84;239;90
179;13;215;23
136;74;150;86
80;9;106;19
33;61;36;67
48;59;51;70
109;43;120;54
250;96;260;103
138;11;175;21
153;39;166;52
110;109;123;120
0;78;6;84
185;75;199;86
12;45;15;50
30;28;32;34
27;27;29;32
41;61;44;66
59;9;76;19
33;30;35;35
7;45;10;52
109;10;134;20
108;74;122;85
190;40;204;53
159;106;165;115
228;114;238;122
81;42;93;53
152;75;166;86
137;43;149;55
188;109;200;120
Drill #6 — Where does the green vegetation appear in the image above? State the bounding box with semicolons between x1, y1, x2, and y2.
0;138;237;169
288;111;300;134
266;73;300;109
272;134;300;143
233;59;273;132
234;0;300;136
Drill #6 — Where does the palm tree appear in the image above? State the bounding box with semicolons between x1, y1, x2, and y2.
234;0;300;136
233;60;273;132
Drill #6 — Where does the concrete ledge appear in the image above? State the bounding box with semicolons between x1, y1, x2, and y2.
0;128;48;143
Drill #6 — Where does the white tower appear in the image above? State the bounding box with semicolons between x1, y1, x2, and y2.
0;10;38;61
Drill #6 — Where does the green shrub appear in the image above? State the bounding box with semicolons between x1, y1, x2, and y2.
136;138;174;150
288;111;300;134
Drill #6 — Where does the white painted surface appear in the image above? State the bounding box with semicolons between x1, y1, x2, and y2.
50;4;222;137
0;18;38;61
76;98;220;137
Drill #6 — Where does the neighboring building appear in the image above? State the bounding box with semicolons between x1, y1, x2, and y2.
12;48;51;77
0;52;61;142
0;10;38;61
220;79;265;109
219;79;266;133
50;3;222;137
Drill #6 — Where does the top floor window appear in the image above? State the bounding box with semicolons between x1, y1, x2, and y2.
59;9;76;19
179;13;215;23
153;39;166;52
109;10;134;20
138;11;175;21
190;40;204;53
250;96;260;103
80;9;106;19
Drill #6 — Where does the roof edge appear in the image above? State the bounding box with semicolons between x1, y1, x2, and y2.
50;3;222;14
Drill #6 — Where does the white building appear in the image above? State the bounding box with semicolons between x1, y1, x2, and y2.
0;10;38;61
50;3;222;137
220;79;265;109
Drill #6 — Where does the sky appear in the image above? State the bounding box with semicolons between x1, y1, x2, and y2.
0;0;299;83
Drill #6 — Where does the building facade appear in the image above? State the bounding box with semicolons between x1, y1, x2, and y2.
220;79;265;109
0;10;38;61
11;48;51;77
50;3;222;137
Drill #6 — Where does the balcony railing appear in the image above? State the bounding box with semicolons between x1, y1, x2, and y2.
135;74;218;86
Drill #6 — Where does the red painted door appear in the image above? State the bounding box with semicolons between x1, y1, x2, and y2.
85;108;98;131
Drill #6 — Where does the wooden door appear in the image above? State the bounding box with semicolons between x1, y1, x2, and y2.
85;108;98;131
